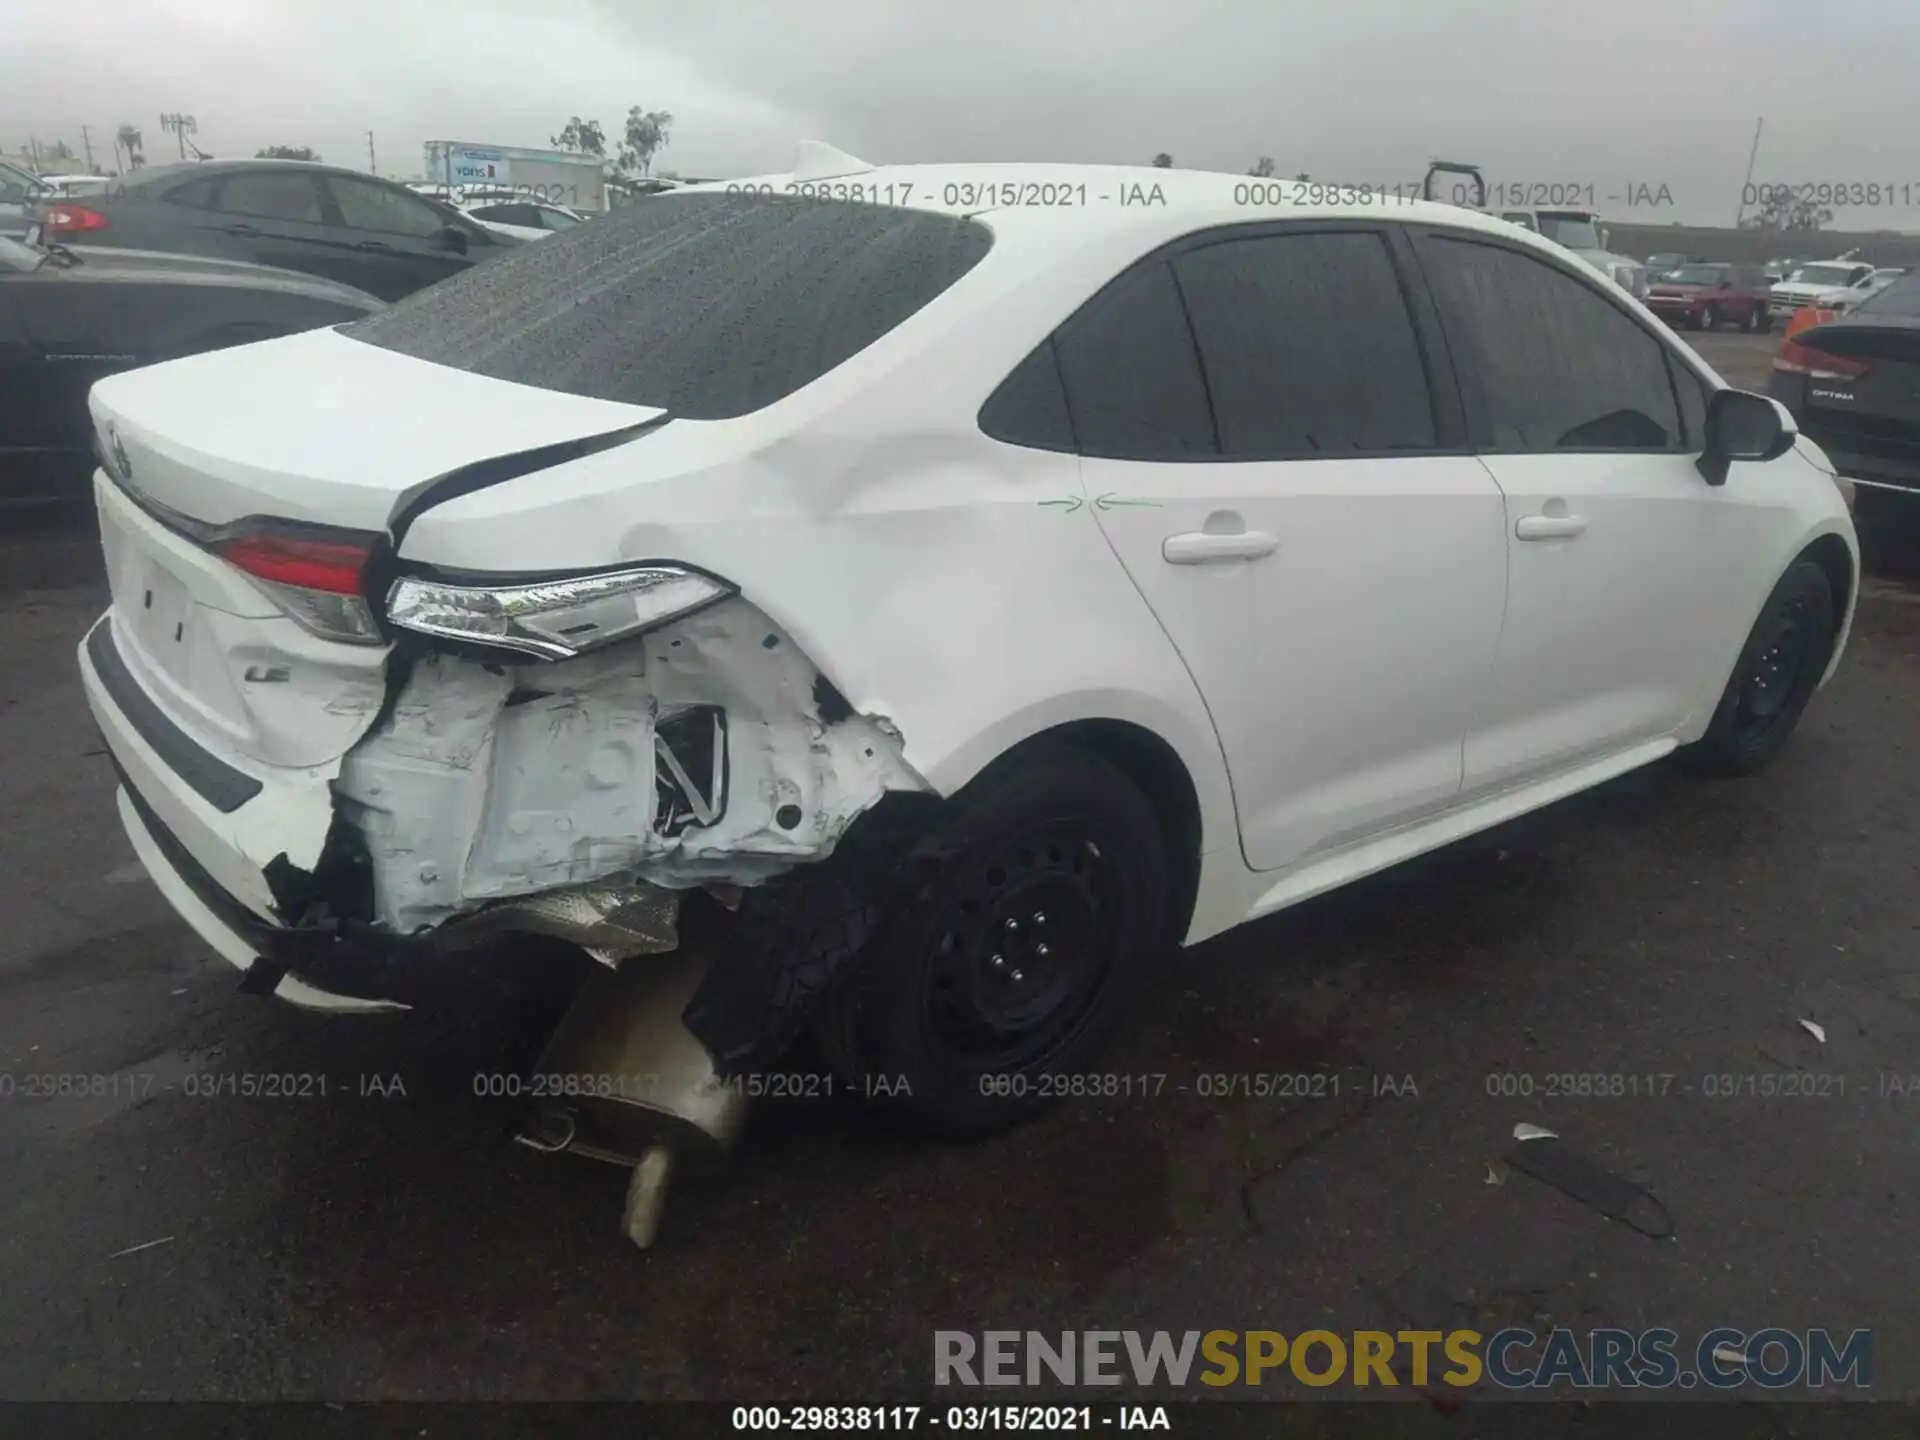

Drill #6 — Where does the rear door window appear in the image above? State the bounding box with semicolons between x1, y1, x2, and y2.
1418;234;1684;452
164;175;221;209
1171;230;1436;458
979;342;1075;452
346;193;994;419
327;175;452;237
1052;260;1215;460
213;170;325;223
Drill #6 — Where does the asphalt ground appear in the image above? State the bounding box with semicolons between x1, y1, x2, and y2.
1;328;1917;1406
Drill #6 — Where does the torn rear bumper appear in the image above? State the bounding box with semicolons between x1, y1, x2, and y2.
112;776;407;1012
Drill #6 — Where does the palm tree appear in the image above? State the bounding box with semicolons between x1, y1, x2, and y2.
115;124;144;172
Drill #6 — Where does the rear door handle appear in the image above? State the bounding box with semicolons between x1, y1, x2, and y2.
1515;514;1589;540
1162;530;1279;564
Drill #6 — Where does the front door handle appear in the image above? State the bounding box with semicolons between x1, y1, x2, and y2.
1515;513;1589;541
1162;530;1279;564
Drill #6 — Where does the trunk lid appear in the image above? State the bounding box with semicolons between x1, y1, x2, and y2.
88;325;664;531
87;328;664;773
1793;319;1920;478
1798;319;1920;424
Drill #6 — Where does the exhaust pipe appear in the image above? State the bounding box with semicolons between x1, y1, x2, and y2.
515;947;749;1249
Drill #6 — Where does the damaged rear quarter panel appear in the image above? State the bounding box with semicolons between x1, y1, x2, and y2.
336;597;923;933
389;232;1239;923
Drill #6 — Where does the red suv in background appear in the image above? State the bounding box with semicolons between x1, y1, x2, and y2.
1643;262;1772;332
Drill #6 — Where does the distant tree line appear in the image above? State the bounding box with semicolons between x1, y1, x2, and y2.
553;106;675;177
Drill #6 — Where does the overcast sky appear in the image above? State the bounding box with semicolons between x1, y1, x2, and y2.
4;0;1918;226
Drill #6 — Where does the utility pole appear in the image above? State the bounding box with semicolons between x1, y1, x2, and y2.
80;124;95;172
367;130;377;174
1733;116;1764;228
160;112;197;160
27;134;41;170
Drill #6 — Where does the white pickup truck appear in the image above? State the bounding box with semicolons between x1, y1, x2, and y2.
1419;162;1646;298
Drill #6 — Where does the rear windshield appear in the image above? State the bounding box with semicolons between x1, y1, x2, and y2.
343;193;995;419
1662;265;1727;285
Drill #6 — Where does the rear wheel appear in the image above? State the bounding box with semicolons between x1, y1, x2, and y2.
818;747;1169;1136
1699;303;1720;332
1746;303;1767;333
1679;560;1836;776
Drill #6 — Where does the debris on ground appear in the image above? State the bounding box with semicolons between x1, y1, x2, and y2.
1505;1137;1674;1240
107;1236;175;1259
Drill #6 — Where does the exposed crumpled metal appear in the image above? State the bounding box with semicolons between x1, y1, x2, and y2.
446;877;681;964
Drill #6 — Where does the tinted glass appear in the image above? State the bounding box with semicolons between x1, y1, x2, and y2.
1173;231;1434;458
979;341;1074;452
215;171;324;222
1053;260;1214;460
1423;236;1682;451
329;175;450;237
346;193;993;418
1664;265;1728;285
165;176;220;209
540;209;582;231
1668;353;1709;450
471;203;532;225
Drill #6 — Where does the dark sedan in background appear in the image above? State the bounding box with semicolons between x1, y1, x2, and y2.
32;160;517;303
1644;262;1772;332
0;233;381;502
1769;270;1920;507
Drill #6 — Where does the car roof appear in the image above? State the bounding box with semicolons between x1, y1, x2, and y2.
121;158;391;189
674;160;1558;255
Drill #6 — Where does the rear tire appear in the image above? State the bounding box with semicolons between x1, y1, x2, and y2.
1746;304;1767;333
1678;560;1836;777
1700;303;1720;332
817;747;1169;1136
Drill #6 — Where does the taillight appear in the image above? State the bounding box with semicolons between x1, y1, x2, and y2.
40;203;109;236
386;565;735;660
1772;336;1873;382
213;521;384;645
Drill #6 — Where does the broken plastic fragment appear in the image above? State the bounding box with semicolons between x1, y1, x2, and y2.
1484;1161;1507;1186
1798;1019;1827;1044
1513;1122;1558;1142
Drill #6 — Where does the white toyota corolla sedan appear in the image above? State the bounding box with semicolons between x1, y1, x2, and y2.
78;154;1858;1137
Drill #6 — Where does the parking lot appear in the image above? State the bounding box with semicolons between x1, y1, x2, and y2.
2;326;1918;1402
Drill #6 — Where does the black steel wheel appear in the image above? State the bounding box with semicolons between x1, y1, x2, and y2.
819;746;1169;1135
1680;559;1837;776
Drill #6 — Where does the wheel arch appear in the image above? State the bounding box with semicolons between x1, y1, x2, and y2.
1000;717;1206;950
1799;530;1855;646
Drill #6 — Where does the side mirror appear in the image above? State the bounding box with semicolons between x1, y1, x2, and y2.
1697;390;1797;487
437;224;469;256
